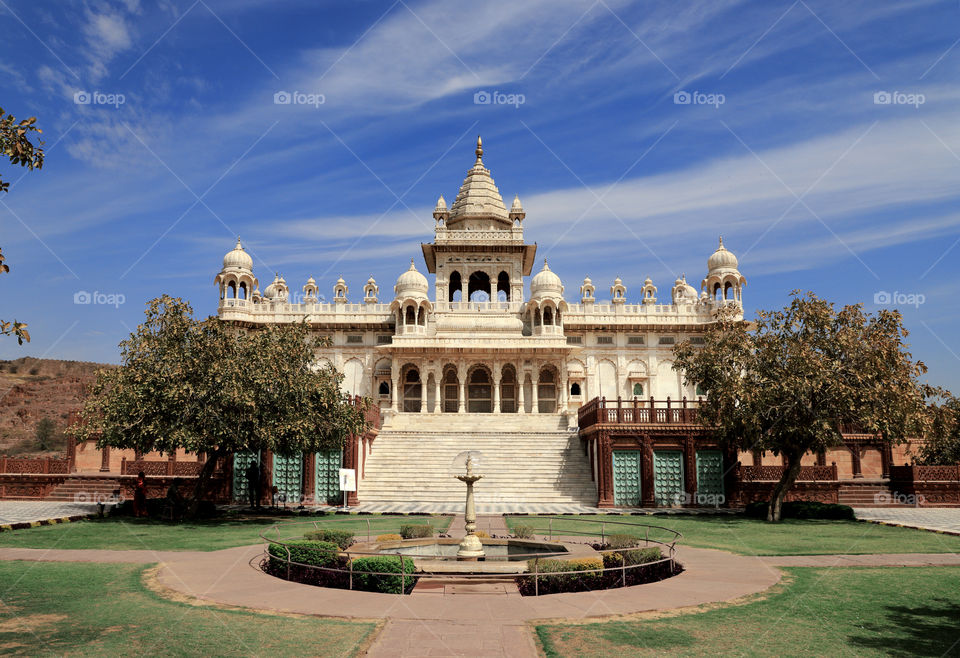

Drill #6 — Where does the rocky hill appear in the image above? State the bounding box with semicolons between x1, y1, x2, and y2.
0;357;111;456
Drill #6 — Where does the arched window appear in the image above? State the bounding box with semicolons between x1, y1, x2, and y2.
570;382;581;397
468;271;491;302
467;367;492;413
724;281;733;299
633;382;644;396
500;366;517;413
405;305;416;325
537;368;557;413
239;282;248;300
378;381;390;396
448;271;462;302
497;271;510;301
228;281;237;298
534;308;541;327
695;384;706;397
543;307;553;325
403;368;421;412
417;306;425;326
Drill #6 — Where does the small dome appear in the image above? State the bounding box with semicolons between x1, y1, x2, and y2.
222;239;253;271
531;260;563;298
583;276;592;285
435;195;447;211
708;236;739;272
395;259;429;298
511;195;523;211
263;274;287;300
307;275;316;285
367;275;377;285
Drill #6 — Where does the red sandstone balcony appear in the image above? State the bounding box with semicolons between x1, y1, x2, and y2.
577;396;703;427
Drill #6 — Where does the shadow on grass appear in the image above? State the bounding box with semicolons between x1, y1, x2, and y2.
848;598;960;657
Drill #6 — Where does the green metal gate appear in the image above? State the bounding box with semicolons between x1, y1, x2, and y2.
696;450;724;504
232;452;259;503
272;453;303;504
315;450;341;505
653;450;684;506
612;450;642;507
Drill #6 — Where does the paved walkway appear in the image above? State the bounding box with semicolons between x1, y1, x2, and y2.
855;507;960;535
0;501;107;525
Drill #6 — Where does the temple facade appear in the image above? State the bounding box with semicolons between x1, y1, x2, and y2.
205;138;938;510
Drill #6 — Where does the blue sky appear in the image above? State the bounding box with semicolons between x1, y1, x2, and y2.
1;0;959;390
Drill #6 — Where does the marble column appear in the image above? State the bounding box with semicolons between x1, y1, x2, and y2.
390;362;399;413
420;371;428;413
517;368;526;414
493;363;501;414
433;371;441;414
531;369;540;414
458;372;467;413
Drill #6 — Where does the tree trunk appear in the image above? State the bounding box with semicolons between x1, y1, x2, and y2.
767;452;804;522
188;447;226;518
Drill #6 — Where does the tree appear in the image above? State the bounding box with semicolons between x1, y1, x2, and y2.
71;295;368;515
917;391;960;465
673;291;929;522
0;106;44;344
35;417;57;451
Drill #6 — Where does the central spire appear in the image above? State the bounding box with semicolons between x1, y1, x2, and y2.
445;136;509;229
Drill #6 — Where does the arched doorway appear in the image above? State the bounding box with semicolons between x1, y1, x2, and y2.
402;367;421;412
468;271;491;302
538;367;557;413
467;366;492;413
442;367;459;413
448;271;462;302
500;365;517;413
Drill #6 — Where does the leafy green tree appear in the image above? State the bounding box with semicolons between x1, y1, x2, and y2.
917;392;960;465
674;291;929;521
72;295;368;515
0;106;44;344
35;417;57;451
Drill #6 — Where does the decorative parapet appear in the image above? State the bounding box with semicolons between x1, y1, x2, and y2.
578;396;702;428
433;227;525;244
0;456;70;474
738;464;838;482
890;465;960;482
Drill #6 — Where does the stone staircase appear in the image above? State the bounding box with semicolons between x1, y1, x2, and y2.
45;477;122;502
359;413;596;505
837;481;910;507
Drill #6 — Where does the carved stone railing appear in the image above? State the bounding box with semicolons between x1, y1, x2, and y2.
578;396;702;427
739;464;838;482
890;465;960;482
0;456;70;474
121;460;206;476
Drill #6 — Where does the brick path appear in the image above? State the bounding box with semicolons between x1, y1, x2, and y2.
855;508;960;535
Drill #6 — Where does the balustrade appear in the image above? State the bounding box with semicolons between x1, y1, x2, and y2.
578;396;701;427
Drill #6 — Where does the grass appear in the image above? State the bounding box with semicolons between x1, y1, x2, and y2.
0;514;453;552
0;560;375;657
535;566;960;657
504;514;960;555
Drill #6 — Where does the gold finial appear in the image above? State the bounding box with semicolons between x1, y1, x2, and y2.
475;135;483;162
718;235;724;248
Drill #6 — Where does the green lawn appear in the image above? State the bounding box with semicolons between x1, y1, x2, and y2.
0;514;452;552
536;566;960;657
505;515;960;555
0;560;375;656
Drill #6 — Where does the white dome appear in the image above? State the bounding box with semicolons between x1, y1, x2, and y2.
394;260;429;298
708;237;739;272
223;239;253;271
263;274;287;300
530;260;563;298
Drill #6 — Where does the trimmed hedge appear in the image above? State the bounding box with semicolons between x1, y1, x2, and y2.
399;524;433;539
351;556;417;594
517;547;672;595
745;500;855;520
303;528;354;549
512;524;535;539
266;539;348;587
604;533;639;550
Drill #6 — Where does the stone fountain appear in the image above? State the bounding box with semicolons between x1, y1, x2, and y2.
455;454;485;560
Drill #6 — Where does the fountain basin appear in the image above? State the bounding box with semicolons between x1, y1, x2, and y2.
350;538;572;574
